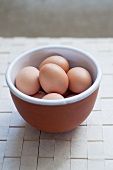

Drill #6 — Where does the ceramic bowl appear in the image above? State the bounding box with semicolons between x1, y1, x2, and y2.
6;46;102;133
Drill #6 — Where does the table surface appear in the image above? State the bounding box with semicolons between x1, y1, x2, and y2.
0;37;113;170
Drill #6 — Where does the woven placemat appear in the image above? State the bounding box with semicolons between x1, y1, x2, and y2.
0;37;113;170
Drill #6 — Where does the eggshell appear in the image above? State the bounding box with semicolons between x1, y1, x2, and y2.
16;66;40;95
39;63;69;94
32;90;46;99
38;55;69;72
42;93;64;100
66;93;76;98
63;89;72;98
67;67;92;93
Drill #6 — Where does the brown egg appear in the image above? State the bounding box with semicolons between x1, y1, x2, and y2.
63;89;72;98
16;66;40;95
66;93;76;98
67;67;92;93
32;90;46;99
42;93;64;100
39;63;69;94
38;55;69;72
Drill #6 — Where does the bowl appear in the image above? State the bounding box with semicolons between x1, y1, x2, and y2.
6;46;102;133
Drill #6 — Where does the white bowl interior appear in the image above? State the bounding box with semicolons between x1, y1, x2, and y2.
10;47;97;84
6;46;101;105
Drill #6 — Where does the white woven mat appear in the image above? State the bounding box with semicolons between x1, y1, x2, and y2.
0;37;113;170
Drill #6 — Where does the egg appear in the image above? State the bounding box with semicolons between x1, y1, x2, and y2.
66;93;76;98
67;67;92;93
38;55;69;72
42;93;64;100
39;63;69;94
63;89;72;98
32;90;46;99
16;66;40;95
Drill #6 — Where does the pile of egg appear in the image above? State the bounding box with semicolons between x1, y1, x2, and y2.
16;55;92;100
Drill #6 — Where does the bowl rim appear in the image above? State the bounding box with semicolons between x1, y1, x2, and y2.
6;45;102;106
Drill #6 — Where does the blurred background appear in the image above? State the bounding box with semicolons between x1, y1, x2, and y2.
0;0;113;37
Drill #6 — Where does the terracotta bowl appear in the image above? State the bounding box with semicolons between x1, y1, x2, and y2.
6;46;102;133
